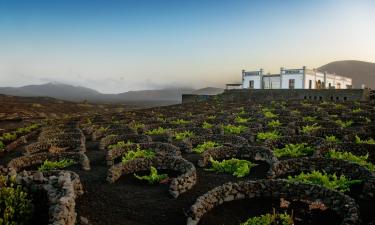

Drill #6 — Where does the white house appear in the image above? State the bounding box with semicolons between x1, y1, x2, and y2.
240;66;352;89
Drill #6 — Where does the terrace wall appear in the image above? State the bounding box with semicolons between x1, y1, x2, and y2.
221;89;370;102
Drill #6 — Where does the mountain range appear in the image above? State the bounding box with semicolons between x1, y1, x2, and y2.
0;60;373;105
0;82;224;105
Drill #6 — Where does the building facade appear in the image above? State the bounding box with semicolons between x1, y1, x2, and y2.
240;67;352;90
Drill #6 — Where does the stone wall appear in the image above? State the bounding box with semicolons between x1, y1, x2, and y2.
14;170;83;225
8;152;91;172
107;156;196;198
221;89;370;102
186;179;360;225
270;157;375;199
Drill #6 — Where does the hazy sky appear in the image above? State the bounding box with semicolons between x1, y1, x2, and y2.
1;0;375;93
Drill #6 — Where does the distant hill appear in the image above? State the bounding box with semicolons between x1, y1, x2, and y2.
0;83;222;105
318;60;375;88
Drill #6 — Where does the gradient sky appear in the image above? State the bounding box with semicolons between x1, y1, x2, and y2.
1;0;375;93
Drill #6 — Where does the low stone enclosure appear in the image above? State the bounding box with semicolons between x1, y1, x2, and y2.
106;142;181;166
107;156;196;198
186;179;360;225
5;170;84;225
270;157;375;200
197;145;277;172
7;152;91;172
99;133;151;150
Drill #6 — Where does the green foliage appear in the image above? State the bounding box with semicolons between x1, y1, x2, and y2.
207;115;216;120
0;141;4;152
290;110;300;116
234;116;250;124
202;121;213;129
325;135;340;143
287;170;361;192
38;159;75;172
241;211;293;225
222;124;247;134
302;116;316;122
0;176;33;225
326;149;375;172
335;119;353;128
207;157;257;178
300;123;321;134
267;120;282;128
274;143;314;158
97;126;109;132
145;127;170;135
129;121;145;131
352;108;362;113
263;111;278;119
334;104;345;109
108;140;133;149
171;119;191;125
301;102;311;107
192;141;222;154
121;145;155;163
156;117;167;123
256;130;281;141
134;166;168;184
14;124;40;135
174;131;194;141
355;135;375;145
0;133;17;143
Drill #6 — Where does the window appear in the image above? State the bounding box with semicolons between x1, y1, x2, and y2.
328;83;331;88
249;80;254;89
288;79;295;89
337;83;341;89
309;80;312;89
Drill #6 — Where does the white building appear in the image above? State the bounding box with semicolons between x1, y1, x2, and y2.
240;67;352;90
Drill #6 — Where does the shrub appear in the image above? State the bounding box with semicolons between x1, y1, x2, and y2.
121;145;155;163
352;108;362;113
241;211;293;225
335;119;353;128
300;123;321;134
202;121;213;129
274;143;314;158
287;170;361;192
129;121;145;131
108;140;133;149
171;119;191;125
0;176;33;225
256;130;280;141
326;149;375;172
267;120;282;128
174;131;194;141
15;124;40;135
0;141;5;152
325;135;339;143
302;116;316;122
134;166;168;184
0;133;17;142
334;104;345;109
263;111;278;119
38;159;76;172
207;115;216;120
192;141;222;154
156;117;166;123
222;124;247;134
207;157;257;178
355;135;375;145
97;126;109;132
145;127;170;135
234;116;250;124
290;110;300;116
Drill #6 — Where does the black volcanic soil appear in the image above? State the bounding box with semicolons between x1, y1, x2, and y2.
73;136;340;225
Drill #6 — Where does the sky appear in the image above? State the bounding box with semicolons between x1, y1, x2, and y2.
0;0;375;93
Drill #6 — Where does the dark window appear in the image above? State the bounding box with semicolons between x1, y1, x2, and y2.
336;96;339;100
289;79;295;89
304;96;307;99
314;96;317;100
319;96;323;100
343;97;347;101
330;96;333;100
309;80;312;89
